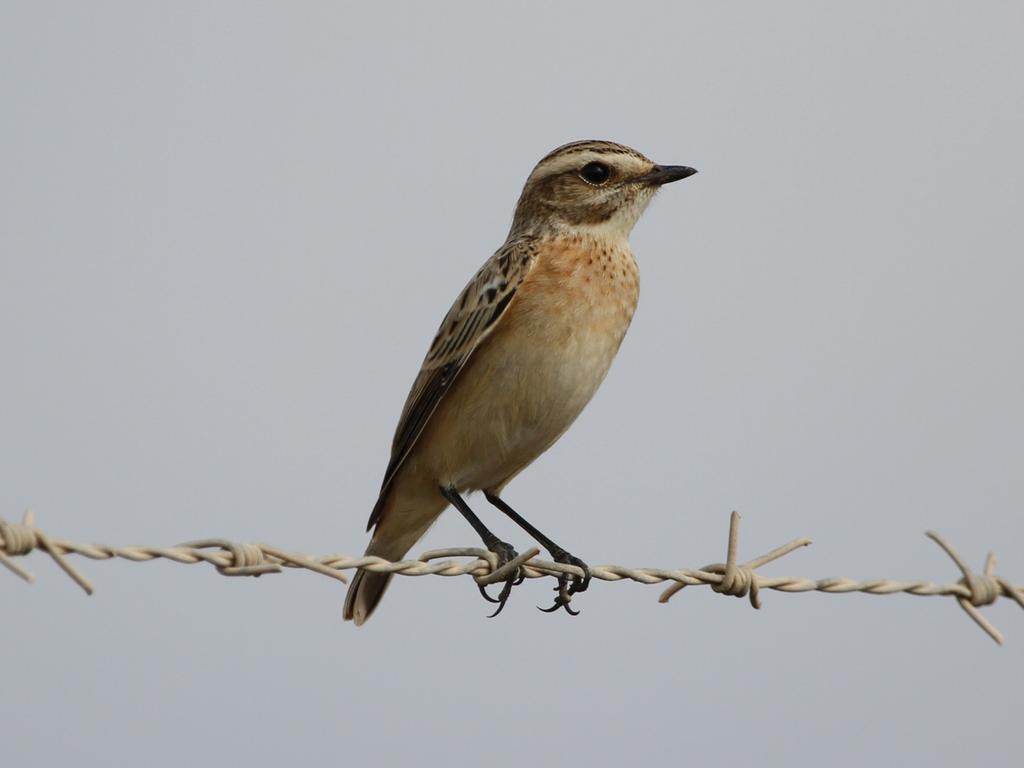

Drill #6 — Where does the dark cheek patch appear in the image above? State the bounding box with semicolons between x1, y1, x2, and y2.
522;172;626;226
547;174;617;224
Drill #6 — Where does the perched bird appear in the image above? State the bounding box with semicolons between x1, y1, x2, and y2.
343;140;696;624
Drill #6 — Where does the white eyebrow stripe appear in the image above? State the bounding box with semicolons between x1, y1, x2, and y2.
531;150;647;181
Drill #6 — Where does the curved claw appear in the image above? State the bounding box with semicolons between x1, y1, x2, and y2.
476;541;524;617
538;596;580;616
542;551;591;610
536;578;582;616
477;583;502;604
559;555;591;595
485;577;516;618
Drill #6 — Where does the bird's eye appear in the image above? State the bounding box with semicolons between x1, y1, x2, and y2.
579;161;611;185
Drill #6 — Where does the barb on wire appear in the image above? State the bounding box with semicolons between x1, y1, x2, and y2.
925;530;1024;645
2;509;1023;644
658;510;811;607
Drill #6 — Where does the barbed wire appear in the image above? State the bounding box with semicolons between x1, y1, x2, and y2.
3;510;1023;644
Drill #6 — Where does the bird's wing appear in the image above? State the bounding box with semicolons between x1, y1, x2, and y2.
366;237;539;531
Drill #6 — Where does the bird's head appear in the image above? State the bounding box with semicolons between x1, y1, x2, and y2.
509;140;696;239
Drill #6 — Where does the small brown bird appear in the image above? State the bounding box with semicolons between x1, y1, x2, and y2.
343;140;696;624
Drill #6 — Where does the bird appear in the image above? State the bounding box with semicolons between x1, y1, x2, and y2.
343;140;696;624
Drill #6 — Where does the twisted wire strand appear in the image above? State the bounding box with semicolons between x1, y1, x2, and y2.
3;510;1022;644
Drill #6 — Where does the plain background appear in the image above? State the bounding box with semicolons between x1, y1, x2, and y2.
2;2;1022;765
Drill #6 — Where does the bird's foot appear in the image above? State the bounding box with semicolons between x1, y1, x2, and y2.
538;550;591;616
478;540;526;618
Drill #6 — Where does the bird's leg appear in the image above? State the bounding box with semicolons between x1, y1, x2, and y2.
440;486;524;617
484;492;591;615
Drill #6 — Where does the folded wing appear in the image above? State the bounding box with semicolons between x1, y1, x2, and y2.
366;237;539;530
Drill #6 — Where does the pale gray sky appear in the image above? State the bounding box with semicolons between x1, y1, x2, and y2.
2;3;1022;766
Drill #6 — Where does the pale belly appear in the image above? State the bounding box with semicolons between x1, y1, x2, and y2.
415;239;640;492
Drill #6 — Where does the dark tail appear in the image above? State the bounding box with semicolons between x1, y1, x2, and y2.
344;488;447;625
342;566;394;625
343;526;413;625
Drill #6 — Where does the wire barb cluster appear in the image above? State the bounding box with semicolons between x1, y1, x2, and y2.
3;510;1023;644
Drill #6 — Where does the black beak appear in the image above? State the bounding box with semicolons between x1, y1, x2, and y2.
636;165;698;186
